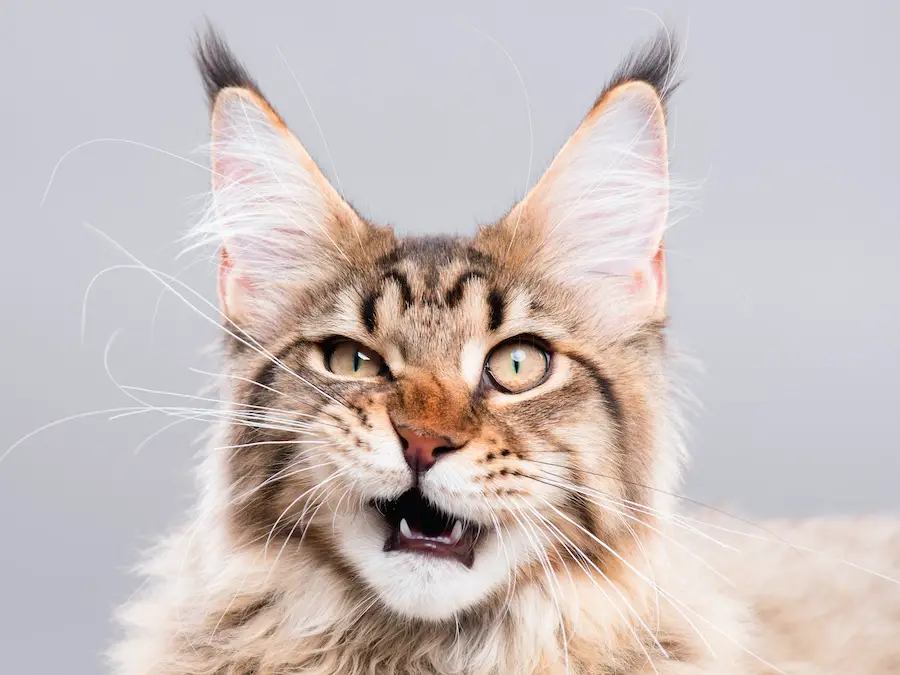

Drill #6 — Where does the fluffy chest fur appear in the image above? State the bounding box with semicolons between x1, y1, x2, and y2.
112;507;900;674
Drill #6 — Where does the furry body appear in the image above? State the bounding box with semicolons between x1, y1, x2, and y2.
112;510;900;674
109;31;900;675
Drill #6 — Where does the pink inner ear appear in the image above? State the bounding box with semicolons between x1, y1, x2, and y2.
217;248;233;308
217;248;256;318
626;240;667;312
213;155;257;192
652;242;667;301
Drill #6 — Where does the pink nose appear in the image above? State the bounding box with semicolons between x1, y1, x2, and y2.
395;426;461;473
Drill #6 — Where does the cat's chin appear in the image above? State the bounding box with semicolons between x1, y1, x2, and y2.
333;502;513;621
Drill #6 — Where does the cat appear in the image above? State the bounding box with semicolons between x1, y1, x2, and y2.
109;29;900;675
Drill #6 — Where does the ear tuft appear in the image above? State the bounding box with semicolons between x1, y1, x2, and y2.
478;30;683;321
186;29;382;328
602;30;681;111
193;26;269;113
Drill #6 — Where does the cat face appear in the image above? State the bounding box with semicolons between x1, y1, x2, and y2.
195;32;680;622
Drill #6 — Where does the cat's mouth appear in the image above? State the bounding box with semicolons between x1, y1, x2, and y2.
372;489;480;567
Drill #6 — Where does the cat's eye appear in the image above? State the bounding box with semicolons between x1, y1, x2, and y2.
325;341;387;379
484;338;551;394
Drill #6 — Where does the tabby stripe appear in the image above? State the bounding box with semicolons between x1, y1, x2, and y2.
567;462;598;540
361;291;378;333
256;399;329;536
554;359;644;507
487;289;505;332
382;270;413;308
246;337;311;409
445;270;487;308
565;354;623;429
359;270;415;335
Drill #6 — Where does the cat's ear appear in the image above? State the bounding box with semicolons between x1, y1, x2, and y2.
194;31;374;325
481;39;675;319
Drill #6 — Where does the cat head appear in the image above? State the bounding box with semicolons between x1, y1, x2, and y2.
192;30;683;622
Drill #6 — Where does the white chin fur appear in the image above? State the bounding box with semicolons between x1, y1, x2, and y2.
334;509;516;621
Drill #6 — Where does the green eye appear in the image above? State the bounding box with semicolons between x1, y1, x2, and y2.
485;338;550;393
326;341;386;378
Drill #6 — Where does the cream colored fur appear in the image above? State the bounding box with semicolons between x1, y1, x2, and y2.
111;468;900;675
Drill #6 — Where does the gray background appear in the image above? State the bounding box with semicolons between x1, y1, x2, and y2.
3;1;899;673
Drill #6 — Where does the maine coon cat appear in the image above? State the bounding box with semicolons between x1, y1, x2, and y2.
110;29;900;675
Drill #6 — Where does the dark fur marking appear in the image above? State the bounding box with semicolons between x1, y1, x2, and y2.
487;290;505;331
274;335;311;363
565;354;623;429
361;291;378;333
382;270;413;308
246;361;278;411
216;594;274;630
246;336;311;409
194;28;270;112
239;396;328;535
252;358;278;389
375;240;495;268
528;297;548;315
374;247;404;268
567;465;597;540
445;270;487;308
602;30;681;110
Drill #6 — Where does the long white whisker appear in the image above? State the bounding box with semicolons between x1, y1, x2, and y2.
471;28;533;257
81;226;348;409
275;45;349;209
503;499;570;675
534;496;790;671
522;501;666;672
533;472;736;587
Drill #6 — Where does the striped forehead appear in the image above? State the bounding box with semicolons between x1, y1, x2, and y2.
355;238;507;365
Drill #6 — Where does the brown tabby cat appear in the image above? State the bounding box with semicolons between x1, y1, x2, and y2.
110;30;900;675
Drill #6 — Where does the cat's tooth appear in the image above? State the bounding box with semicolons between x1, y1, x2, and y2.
449;521;464;544
399;518;413;539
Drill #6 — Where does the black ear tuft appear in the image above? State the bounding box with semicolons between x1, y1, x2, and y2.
603;30;682;109
193;26;264;109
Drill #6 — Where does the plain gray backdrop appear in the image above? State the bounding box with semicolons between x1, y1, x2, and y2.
3;1;899;673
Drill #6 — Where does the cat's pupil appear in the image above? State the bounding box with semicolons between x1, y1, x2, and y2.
511;348;525;375
354;351;369;372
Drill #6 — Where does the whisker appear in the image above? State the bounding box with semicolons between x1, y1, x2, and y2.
530;471;737;587
672;512;900;589
1;406;164;465
263;468;348;562
187;366;339;421
502;499;571;675
536;495;782;669
524;454;787;551
82;225;350;409
521;501;667;672
274;46;348;205
471;28;534;258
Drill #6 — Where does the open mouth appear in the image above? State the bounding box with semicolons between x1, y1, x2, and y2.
372;488;479;567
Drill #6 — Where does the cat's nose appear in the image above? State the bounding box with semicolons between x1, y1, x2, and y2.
394;425;463;474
